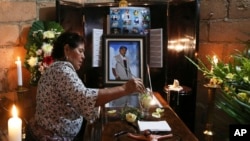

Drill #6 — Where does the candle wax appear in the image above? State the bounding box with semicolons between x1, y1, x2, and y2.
8;105;22;141
15;57;23;86
8;117;22;141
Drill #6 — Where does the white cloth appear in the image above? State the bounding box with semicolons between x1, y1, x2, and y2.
138;120;172;132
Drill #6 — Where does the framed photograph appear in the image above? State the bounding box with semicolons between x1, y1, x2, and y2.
103;34;148;86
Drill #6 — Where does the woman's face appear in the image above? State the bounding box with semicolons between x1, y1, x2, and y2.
65;43;85;70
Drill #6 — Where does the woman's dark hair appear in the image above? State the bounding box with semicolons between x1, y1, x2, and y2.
52;32;85;60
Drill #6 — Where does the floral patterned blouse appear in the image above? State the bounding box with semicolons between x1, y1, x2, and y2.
35;61;99;137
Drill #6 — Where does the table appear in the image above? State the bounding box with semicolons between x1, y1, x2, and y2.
83;93;198;141
163;85;192;106
163;85;195;131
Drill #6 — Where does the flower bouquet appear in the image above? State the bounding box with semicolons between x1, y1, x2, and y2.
186;39;250;124
24;21;64;85
120;106;142;122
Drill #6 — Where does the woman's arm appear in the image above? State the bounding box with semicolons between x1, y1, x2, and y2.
95;78;145;106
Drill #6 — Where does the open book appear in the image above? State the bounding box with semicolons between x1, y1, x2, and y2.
138;120;172;132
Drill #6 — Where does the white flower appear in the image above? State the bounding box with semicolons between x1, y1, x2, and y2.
42;43;53;56
27;56;38;67
43;30;55;39
236;66;241;72
125;112;137;123
36;49;43;56
243;76;249;83
226;73;235;80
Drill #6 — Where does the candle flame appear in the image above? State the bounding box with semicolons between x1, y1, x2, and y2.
150;98;156;105
213;55;218;65
15;57;21;64
11;105;18;118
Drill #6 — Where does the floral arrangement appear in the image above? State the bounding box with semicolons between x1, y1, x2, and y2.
121;106;142;122
186;39;250;124
125;112;137;123
24;21;64;85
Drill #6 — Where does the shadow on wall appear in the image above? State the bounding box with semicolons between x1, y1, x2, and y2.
39;7;56;21
0;69;8;93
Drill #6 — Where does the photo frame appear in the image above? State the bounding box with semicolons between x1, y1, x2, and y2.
103;34;148;86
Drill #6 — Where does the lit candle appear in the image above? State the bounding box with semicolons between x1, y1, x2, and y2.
8;105;22;141
213;55;218;65
211;55;218;72
15;57;23;86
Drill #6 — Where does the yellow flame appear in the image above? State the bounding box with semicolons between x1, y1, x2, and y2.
213;55;218;65
11;105;18;118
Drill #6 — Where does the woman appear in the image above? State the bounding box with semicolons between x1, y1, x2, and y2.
27;32;145;141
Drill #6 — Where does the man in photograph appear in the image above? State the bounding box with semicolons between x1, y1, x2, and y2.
112;46;133;80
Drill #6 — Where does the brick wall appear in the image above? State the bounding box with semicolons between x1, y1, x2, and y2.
0;1;56;140
0;0;250;140
0;0;55;100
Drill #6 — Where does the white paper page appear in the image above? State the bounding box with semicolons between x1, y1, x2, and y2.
138;120;171;132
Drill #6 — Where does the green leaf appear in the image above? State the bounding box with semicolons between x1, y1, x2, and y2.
185;37;250;124
44;21;64;32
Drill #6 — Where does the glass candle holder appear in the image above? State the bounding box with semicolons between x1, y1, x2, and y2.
138;89;153;117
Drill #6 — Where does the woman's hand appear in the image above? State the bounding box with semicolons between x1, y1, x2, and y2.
123;78;145;94
96;78;145;106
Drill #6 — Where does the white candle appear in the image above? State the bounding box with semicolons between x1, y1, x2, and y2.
15;57;23;86
213;55;218;65
211;55;218;72
8;105;22;141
